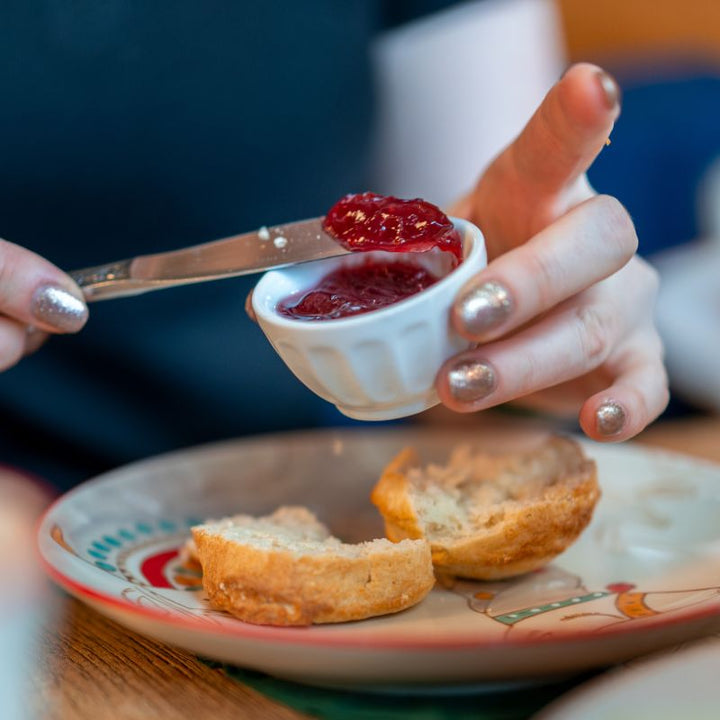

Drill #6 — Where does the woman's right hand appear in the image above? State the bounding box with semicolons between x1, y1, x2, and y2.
0;238;88;371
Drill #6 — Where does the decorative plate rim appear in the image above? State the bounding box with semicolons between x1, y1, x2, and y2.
37;428;720;652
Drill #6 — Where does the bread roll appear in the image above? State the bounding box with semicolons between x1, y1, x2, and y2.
371;435;599;580
192;506;434;626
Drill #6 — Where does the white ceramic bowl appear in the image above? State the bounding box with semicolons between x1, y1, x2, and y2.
252;217;486;420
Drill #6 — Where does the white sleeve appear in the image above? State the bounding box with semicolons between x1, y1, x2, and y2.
370;0;566;206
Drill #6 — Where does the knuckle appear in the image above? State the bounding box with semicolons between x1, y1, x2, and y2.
645;328;665;360
527;250;563;307
627;386;651;430
628;377;668;431
0;239;9;283
659;377;671;413
622;341;670;431
593;194;638;258
0;239;21;306
634;257;660;299
0;244;12;309
656;376;671;414
645;336;671;412
575;304;614;363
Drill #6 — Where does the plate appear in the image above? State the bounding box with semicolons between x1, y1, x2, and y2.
38;427;720;687
534;637;720;719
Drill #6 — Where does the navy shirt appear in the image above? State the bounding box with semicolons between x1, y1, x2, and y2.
0;1;457;487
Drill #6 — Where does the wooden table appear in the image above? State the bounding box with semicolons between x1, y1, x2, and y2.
634;414;720;462
33;595;304;720
27;414;720;720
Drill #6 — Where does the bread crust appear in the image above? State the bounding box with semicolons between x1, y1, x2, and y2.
371;435;600;580
192;510;434;626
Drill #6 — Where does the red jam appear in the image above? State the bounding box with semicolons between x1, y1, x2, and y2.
277;260;441;321
322;192;463;262
277;192;461;321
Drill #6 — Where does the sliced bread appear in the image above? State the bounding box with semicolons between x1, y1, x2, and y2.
370;435;599;580
191;505;434;626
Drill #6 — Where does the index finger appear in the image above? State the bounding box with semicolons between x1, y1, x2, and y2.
508;62;620;199
0;238;88;333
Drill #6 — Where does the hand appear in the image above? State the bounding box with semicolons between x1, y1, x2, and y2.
0;238;88;371
436;63;668;441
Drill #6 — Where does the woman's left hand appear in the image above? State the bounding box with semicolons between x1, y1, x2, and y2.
436;63;668;441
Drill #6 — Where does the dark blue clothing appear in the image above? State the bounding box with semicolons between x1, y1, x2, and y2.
0;1;455;488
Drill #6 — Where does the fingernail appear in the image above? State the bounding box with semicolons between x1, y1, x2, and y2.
453;280;513;337
596;69;621;111
30;285;88;333
596;401;626;436
447;360;496;404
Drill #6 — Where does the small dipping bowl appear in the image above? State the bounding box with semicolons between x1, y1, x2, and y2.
252;217;487;420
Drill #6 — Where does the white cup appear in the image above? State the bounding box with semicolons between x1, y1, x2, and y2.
252;217;487;420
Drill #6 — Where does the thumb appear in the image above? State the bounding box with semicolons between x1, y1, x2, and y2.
507;62;621;199
0;238;88;334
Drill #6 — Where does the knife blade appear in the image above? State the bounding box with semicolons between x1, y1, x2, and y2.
70;217;350;301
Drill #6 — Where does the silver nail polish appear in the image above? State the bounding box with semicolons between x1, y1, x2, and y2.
596;69;621;110
447;360;496;404
454;280;513;337
31;285;88;333
596;401;626;436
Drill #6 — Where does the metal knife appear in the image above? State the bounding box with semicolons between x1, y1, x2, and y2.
70;217;349;301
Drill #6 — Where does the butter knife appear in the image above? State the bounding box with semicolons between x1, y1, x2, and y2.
70;218;349;301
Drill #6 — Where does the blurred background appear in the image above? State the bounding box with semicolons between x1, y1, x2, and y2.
559;0;720;257
559;0;720;417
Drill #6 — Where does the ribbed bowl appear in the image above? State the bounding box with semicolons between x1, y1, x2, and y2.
252;217;486;420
